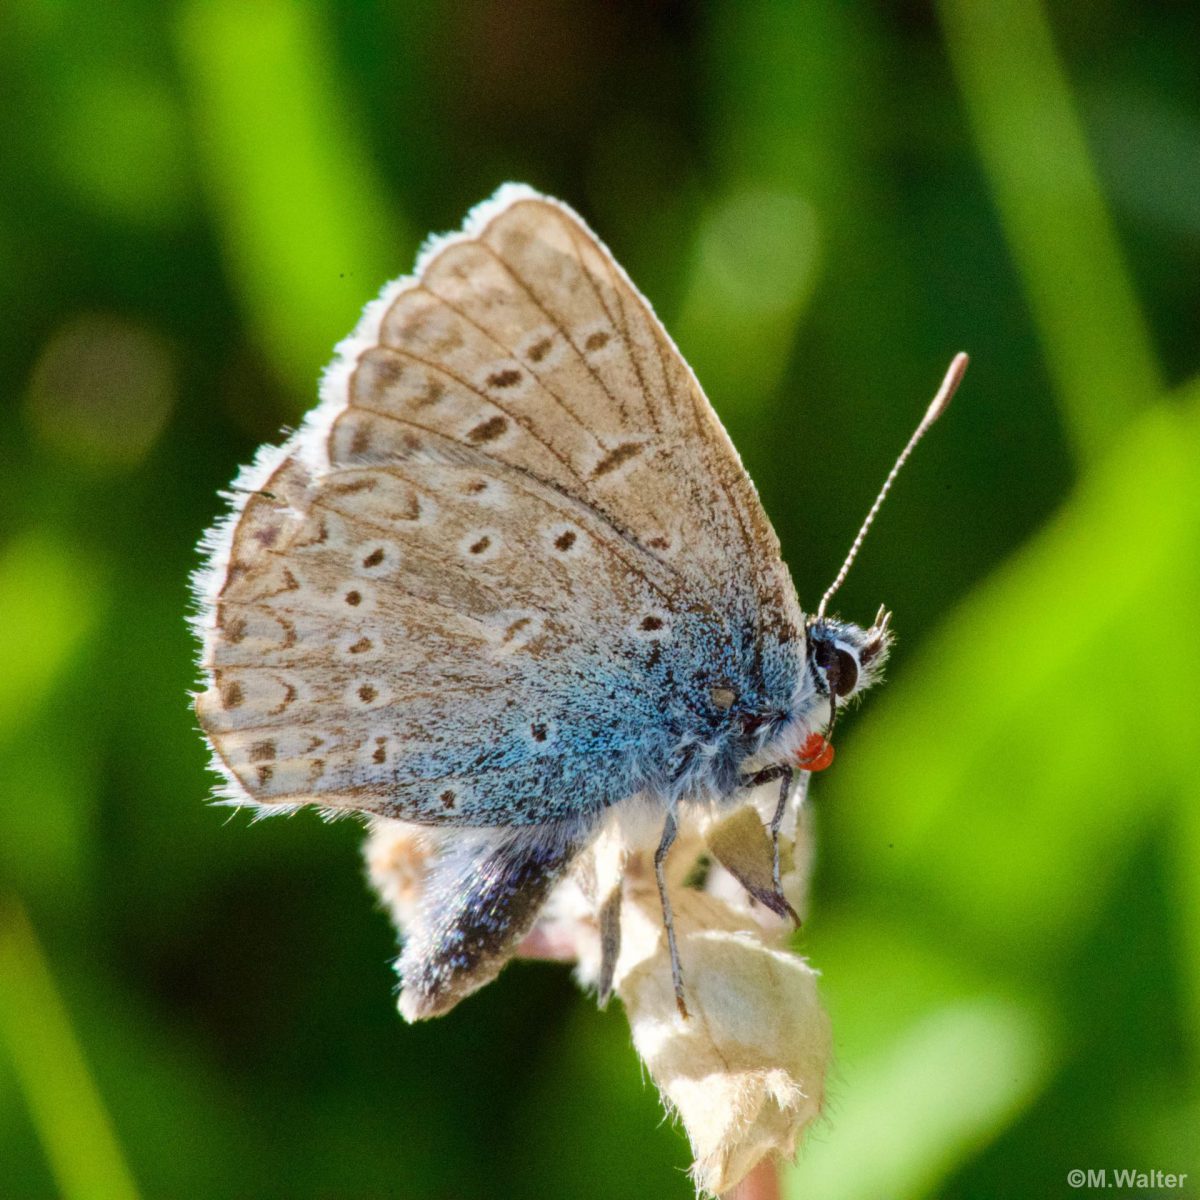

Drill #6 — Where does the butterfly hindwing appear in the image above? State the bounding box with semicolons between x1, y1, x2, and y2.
397;819;589;1020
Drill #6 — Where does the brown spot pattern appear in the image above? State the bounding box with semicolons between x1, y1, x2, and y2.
250;740;276;762
368;355;403;387
348;637;372;654
358;684;377;703
327;477;377;496
585;330;610;352
592;442;642;477
467;415;508;444
291;518;328;549
554;530;576;551
268;683;297;716
345;590;362;606
417;379;445;407
362;547;385;567
486;368;522;389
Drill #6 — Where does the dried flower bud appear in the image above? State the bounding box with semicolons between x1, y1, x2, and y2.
365;791;830;1196
614;895;829;1194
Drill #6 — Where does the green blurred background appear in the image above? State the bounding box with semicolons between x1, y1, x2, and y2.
2;1;1197;1196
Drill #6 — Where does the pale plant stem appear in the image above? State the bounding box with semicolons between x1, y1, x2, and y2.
723;1157;780;1200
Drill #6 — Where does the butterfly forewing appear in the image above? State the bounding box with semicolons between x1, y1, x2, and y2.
195;186;803;824
341;193;791;612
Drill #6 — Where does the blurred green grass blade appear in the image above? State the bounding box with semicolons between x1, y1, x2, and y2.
938;0;1163;462
681;4;871;427
675;187;821;410
1176;783;1200;1065
708;0;866;205
1169;373;1200;1063
54;70;191;228
508;1001;692;1198
827;398;1200;960
0;730;95;899
806;913;1010;1062
0;533;104;738
177;0;404;403
0;900;141;1200
3;1;191;229
785;997;1049;1200
0;532;105;895
785;915;1055;1200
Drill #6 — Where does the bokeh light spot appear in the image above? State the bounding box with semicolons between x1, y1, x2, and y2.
25;313;177;472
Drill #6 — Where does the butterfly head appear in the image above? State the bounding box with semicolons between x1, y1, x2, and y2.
805;605;892;708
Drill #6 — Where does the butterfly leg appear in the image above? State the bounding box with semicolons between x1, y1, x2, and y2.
398;820;588;1021
596;885;622;1009
768;772;796;912
738;764;801;928
653;810;689;1019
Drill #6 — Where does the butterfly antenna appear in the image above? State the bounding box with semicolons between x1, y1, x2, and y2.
816;352;968;621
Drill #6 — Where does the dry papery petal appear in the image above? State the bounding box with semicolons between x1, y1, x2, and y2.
571;810;829;1197
364;815;428;932
365;793;830;1197
625;912;829;1196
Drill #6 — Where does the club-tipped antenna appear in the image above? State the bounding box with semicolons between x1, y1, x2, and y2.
816;352;968;621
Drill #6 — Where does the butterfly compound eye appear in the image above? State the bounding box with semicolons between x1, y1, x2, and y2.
812;638;836;670
811;635;858;697
832;648;858;697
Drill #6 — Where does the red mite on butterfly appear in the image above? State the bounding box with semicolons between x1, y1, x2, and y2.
795;731;835;772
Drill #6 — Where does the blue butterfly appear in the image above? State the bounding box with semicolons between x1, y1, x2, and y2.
193;185;962;1018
